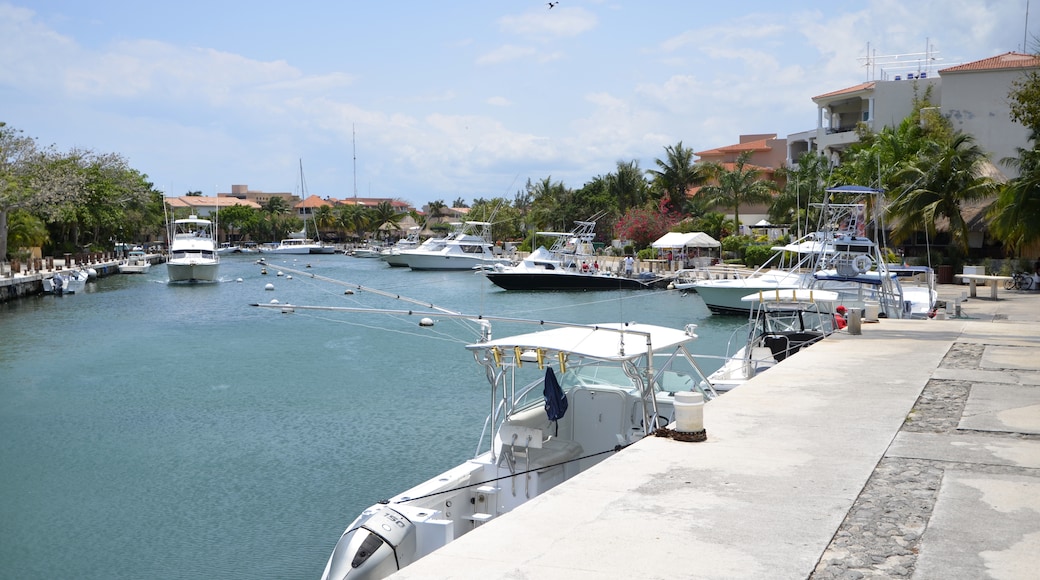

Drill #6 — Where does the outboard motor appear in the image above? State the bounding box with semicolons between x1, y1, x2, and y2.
52;274;65;296
321;505;417;580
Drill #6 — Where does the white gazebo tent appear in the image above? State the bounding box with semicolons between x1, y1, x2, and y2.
651;232;721;268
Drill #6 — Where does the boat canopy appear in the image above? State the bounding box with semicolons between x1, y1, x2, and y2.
740;289;841;304
651;231;720;249
466;322;698;361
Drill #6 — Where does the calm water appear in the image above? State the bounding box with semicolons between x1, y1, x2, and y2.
0;254;741;579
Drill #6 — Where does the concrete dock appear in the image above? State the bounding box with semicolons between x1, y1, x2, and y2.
393;285;1040;579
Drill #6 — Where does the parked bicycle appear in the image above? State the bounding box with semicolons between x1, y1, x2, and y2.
1005;271;1037;290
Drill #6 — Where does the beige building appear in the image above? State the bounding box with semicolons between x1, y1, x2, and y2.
220;184;298;207
938;52;1040;178
787;51;1040;181
788;75;942;165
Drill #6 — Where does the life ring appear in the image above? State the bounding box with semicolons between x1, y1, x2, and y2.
851;254;872;274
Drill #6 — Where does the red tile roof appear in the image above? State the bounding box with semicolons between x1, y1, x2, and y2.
167;196;262;209
297;195;332;208
812;81;876;101
940;52;1040;73
696;137;774;157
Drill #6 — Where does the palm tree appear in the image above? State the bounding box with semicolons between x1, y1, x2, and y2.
771;152;830;237
609;160;649;213
336;203;370;242
888;132;998;254
5;210;49;259
425;200;447;228
988;141;1040;253
646;141;706;214
370;200;403;240
313;205;335;241
698;151;776;232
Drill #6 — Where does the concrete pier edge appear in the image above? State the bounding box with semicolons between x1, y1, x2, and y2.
391;284;1040;580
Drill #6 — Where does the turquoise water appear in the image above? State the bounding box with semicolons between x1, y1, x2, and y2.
0;254;741;579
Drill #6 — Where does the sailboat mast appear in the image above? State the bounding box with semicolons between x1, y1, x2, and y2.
352;124;358;204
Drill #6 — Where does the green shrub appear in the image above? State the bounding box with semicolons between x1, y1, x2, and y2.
743;245;774;268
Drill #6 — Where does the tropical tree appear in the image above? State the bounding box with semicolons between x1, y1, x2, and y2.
988;64;1040;252
692;211;737;241
217;204;258;243
698;151;776;232
5;210;49;259
771;152;831;236
988;141;1040;252
887;132;999;254
369;200;404;240
312;204;336;240
425;199;447;227
262;196;291;216
526;176;569;231
609;159;650;213
646;141;706;214
336;203;370;241
1;123;42;259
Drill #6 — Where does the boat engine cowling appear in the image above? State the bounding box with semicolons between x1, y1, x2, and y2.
321;505;417;580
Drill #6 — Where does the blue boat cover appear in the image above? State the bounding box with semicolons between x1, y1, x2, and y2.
543;367;568;422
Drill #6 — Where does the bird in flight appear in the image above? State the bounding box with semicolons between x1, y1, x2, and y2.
547;2;558;8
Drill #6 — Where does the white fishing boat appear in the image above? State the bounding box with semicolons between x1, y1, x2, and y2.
166;214;220;283
380;227;422;267
481;217;654;290
351;243;384;258
704;289;840;393
42;269;89;295
250;266;717;580
118;250;151;274
399;221;510;271
692;185;936;318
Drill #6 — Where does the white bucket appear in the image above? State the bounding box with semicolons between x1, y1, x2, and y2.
673;391;704;433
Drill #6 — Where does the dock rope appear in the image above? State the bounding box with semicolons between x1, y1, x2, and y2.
382;443;629;505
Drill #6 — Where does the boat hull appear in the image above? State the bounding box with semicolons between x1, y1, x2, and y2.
166;261;219;282
118;263;151;274
692;273;806;315
484;271;651;291
381;252;410;267
403;253;510;271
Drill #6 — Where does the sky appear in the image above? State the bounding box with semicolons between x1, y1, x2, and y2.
1;1;1035;209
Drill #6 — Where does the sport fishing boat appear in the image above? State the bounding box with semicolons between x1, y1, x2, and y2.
704;289;840;393
481;218;654;291
379;226;422;267
118;250;152;274
692;185;936;318
250;266;717;580
166;215;220;283
399;221;510;271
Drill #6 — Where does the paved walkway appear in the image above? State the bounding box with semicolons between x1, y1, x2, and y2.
393;284;1040;579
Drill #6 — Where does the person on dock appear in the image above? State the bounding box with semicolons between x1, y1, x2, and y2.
834;305;848;330
624;255;634;277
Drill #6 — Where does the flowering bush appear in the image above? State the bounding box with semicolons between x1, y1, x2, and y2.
615;207;680;249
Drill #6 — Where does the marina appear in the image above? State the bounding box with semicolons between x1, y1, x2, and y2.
0;253;741;579
1;252;1038;578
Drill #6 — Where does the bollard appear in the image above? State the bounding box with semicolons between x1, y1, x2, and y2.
847;309;862;335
